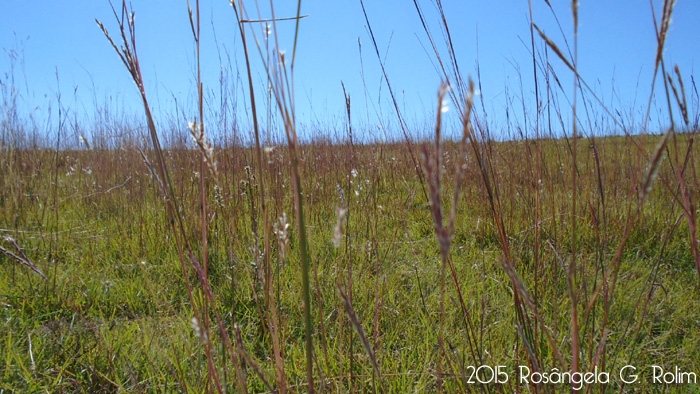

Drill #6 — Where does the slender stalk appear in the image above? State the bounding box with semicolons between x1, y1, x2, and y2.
570;0;581;380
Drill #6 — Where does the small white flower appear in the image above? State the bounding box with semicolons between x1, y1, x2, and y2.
439;83;452;96
351;168;358;178
214;185;224;207
187;121;198;134
191;317;201;336
191;317;208;344
274;213;290;261
332;206;348;248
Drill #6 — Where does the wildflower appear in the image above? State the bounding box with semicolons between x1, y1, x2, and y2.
332;206;348;248
214;184;224;208
102;280;114;295
274;213;290;262
188;120;218;178
190;316;208;344
336;184;346;206
80;135;90;148
439;84;451;113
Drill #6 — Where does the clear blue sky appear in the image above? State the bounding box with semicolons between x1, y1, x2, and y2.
1;1;698;144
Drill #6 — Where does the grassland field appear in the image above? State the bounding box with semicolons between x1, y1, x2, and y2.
1;131;699;392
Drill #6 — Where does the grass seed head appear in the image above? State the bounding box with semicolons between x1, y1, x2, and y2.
333;206;348;248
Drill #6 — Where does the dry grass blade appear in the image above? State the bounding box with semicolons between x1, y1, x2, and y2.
240;15;308;23
95;20;129;72
674;66;689;119
358;0;428;201
421;83;453;392
592;329;610;368
136;146;166;196
668;66;689;125
337;283;382;385
639;127;672;205
450;80;475;236
233;324;275;392
187;120;218;178
504;245;568;370
498;258;536;311
230;1;314;390
533;24;575;74
654;0;675;68
1;238;46;280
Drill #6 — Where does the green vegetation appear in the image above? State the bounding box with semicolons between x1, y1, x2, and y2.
2;133;698;392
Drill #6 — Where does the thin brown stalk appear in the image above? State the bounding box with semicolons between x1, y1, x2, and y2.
1;237;46;280
229;1;314;390
229;1;288;391
233;324;275;392
186;1;219;390
338;283;382;392
358;0;428;203
570;0;581;380
527;0;544;367
97;4;243;392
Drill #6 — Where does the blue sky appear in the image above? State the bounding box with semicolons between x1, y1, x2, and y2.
1;1;698;144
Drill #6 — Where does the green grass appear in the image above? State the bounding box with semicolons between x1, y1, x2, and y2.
1;133;699;392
